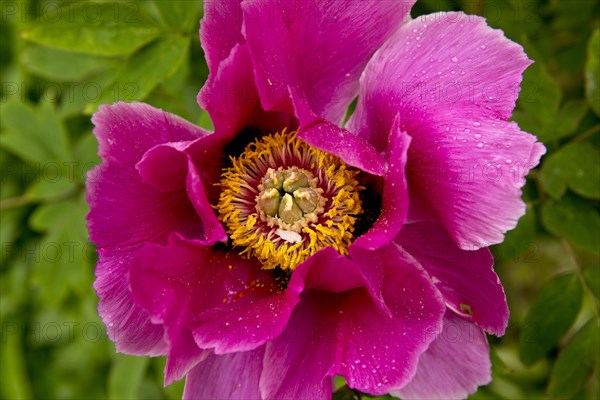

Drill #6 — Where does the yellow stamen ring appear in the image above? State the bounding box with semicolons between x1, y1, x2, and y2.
216;129;363;271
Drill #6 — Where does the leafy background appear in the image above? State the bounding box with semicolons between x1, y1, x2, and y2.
0;0;598;399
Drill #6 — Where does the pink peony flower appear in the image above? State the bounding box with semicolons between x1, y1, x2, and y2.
87;1;545;399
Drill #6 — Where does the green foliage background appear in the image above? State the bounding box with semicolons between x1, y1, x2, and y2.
0;0;598;399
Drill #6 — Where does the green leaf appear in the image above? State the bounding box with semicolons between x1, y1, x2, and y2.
495;204;536;262
28;196;89;305
518;273;583;366
0;327;33;400
59;69;120;117
20;3;160;57
518;62;561;121
72;133;100;184
539;142;600;200
515;63;587;142
554;99;589;138
20;45;118;81
87;35;189;112
547;319;599;398
197;109;214;131
583;265;600;300
585;29;600;116
0;100;71;164
108;354;149;400
541;197;600;255
24;175;77;203
154;0;200;32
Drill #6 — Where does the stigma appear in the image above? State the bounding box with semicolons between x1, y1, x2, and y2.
217;130;363;271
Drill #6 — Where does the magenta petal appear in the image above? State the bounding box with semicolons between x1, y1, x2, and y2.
297;118;387;176
200;0;244;73
92;102;208;165
405;108;544;248
198;43;292;140
260;244;445;398
299;247;364;293
260;292;336;400
88;102;211;249
354;117;410;249
164;329;210;385
129;235;269;383
345;12;544;248
348;12;533;150
393;312;491;400
242;0;416;123
184;347;265;400
340;244;445;394
130;233;300;356
137;141;193;192
87;162;201;250
186;157;228;244
93;250;167;356
396;222;509;335
135;140;227;245
191;266;305;354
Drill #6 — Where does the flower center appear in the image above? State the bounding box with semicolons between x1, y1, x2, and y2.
217;129;363;271
256;166;326;230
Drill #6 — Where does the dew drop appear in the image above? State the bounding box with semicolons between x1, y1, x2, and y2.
480;44;486;49
476;142;484;148
474;133;482;139
473;122;481;127
451;56;458;63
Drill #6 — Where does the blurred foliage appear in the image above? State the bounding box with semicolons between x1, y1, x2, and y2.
0;0;599;399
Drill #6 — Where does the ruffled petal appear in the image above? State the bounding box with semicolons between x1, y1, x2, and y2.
93;250;167;356
404;108;544;248
260;243;445;398
392;312;491;400
127;234;302;357
346;12;544;248
192;265;305;354
242;0;416;123
348;12;533;150
88;102;213;250
88;102;213;357
396;222;509;335
184;347;265;400
92;102;208;166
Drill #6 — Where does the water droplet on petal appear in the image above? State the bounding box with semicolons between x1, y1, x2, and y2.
473;122;481;127
477;142;484;148
474;133;482;139
451;56;458;63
